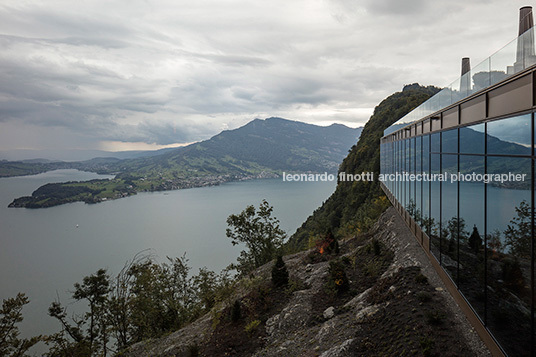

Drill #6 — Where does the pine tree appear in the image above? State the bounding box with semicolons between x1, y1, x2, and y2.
468;225;482;254
230;300;241;322
271;256;289;288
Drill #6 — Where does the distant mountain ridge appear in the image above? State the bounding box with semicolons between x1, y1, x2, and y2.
124;117;363;174
5;117;363;208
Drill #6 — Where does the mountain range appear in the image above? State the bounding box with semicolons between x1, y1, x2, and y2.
4;117;362;208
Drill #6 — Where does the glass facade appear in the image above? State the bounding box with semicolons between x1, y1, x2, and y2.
384;26;536;136
380;114;534;356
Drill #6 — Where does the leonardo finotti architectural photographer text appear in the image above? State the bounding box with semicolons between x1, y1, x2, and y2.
282;171;527;184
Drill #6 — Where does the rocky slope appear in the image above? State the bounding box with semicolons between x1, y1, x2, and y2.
125;207;490;357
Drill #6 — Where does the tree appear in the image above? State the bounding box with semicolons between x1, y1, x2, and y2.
0;293;42;357
72;268;110;356
47;269;111;356
504;200;532;259
271;256;289;288
226;200;286;274
468;225;482;254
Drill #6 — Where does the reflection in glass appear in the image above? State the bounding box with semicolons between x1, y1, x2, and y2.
422;136;431;235
431;133;440;153
458;155;485;318
441;129;458;153
460;124;485;155
415;137;422;226
486;156;531;356
487;115;531;155
441;154;458;282
430;153;441;260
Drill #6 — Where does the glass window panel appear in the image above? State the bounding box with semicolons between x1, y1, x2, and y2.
430;153;441;260
422;136;430;233
442;129;458;154
407;138;417;218
441;154;458;283
487;115;532;156
405;139;410;209
458;155;485;319
431;133;441;153
415;137;422;225
486;156;531;356
460;123;485;154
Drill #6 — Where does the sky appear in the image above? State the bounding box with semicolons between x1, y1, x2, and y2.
0;0;533;159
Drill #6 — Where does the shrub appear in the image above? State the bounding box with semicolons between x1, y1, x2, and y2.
231;300;241;322
502;258;525;294
244;319;261;336
419;336;435;356
425;310;445;325
271;256;289;288
372;239;381;255
415;273;428;284
416;291;432;303
328;260;349;294
187;343;199;357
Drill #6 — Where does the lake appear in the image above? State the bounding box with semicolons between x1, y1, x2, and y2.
0;170;336;352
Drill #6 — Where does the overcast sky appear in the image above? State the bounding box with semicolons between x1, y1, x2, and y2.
0;0;532;157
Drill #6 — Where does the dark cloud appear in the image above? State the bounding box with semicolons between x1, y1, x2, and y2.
0;0;531;152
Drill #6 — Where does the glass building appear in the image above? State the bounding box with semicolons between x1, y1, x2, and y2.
381;7;536;357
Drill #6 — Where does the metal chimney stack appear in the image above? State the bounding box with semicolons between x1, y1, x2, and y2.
460;57;471;95
512;6;536;73
518;6;534;35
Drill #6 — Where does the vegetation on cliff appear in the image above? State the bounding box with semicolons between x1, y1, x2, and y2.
288;84;441;250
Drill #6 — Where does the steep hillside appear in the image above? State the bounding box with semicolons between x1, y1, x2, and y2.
124;208;488;356
289;84;440;250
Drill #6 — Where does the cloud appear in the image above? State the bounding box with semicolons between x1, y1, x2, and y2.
0;0;532;154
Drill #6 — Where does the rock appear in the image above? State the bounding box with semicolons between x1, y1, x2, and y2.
355;304;380;323
323;306;335;319
315;319;337;345
319;338;355;357
344;287;372;308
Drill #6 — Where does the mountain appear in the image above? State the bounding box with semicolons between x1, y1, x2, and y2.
6;117;362;208
110;117;362;176
288;84;441;250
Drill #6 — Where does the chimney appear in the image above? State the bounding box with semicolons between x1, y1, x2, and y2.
460;57;471;95
511;6;536;73
519;6;534;36
461;57;471;76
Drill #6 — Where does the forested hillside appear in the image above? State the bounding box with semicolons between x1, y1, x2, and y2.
289;84;440;250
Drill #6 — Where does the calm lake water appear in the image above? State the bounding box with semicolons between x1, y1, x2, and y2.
0;170;335;351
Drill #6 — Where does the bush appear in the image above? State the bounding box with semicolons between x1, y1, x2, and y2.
231;300;241;322
328;260;349;294
419;336;435;356
372;239;381;255
415;273;428;284
416;291;432;303
425;310;445;325
244;319;261;336
271;256;289;288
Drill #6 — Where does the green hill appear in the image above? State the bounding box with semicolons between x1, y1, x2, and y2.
288;84;440;250
7;117;362;208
